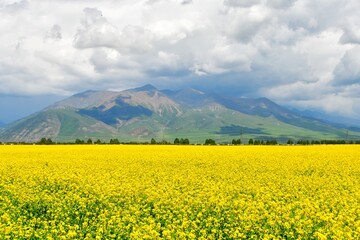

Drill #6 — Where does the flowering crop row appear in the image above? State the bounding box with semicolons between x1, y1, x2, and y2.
0;145;359;239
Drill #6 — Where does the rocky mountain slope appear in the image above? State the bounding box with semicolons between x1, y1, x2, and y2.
1;85;358;143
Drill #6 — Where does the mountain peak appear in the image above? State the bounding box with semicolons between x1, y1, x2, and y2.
48;90;121;110
257;97;271;102
2;84;360;143
72;90;98;97
131;84;158;92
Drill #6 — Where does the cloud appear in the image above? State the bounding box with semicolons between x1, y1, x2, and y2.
0;0;28;14
266;0;297;9
225;6;270;43
224;0;261;8
1;0;360;119
339;22;360;44
333;46;360;86
292;95;358;117
181;0;193;5
45;24;62;41
74;8;154;54
73;8;120;49
146;0;161;5
146;0;193;6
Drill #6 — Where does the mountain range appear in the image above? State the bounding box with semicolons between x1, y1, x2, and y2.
1;84;359;143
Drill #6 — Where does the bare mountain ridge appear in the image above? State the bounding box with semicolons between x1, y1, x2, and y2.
49;85;181;116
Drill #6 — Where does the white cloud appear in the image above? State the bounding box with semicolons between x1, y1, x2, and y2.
73;8;121;50
333;46;360;86
1;0;360;118
181;0;193;5
45;24;62;41
0;0;29;13
340;22;360;44
225;5;271;43
266;0;297;9
224;0;261;8
289;95;358;118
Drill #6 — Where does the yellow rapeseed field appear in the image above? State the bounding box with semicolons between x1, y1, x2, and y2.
0;145;359;239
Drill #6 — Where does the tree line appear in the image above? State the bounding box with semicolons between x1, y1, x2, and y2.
1;137;360;145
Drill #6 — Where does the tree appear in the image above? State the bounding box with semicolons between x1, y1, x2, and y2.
87;138;93;144
179;138;190;145
151;138;156;144
297;140;309;145
248;138;254;145
159;140;169;144
38;138;53;145
287;139;294;145
174;138;180;145
110;139;120;144
95;139;102;144
205;139;216;145
75;139;84;144
39;138;47;145
232;139;241;145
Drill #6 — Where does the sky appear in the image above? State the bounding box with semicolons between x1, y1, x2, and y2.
1;0;360;123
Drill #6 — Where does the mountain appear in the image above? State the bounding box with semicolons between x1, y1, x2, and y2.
289;108;360;130
1;85;359;143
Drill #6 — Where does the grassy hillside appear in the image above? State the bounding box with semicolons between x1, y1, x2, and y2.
1;86;359;143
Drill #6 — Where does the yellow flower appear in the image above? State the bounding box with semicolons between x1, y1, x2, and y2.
0;145;359;239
